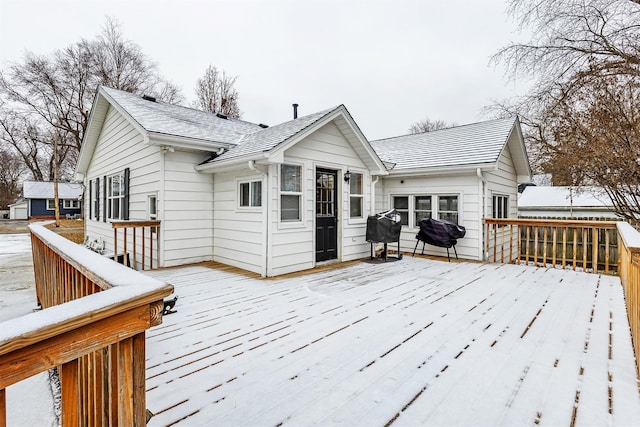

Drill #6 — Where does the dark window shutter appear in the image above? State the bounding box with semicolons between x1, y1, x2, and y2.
88;180;92;219
95;178;100;221
123;168;130;220
103;175;107;222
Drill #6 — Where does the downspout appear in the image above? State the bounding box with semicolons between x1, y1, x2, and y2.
477;168;487;261
159;148;167;267
249;160;269;277
371;176;380;214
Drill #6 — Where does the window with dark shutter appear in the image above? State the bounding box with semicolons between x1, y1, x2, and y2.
88;180;92;219
95;177;100;221
123;167;130;220
103;176;107;222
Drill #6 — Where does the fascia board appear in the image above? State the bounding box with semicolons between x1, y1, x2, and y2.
148;132;233;152
385;163;496;177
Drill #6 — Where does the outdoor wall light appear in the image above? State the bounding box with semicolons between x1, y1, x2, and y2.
344;170;351;182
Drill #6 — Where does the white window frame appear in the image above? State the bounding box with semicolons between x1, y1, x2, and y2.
46;199;56;210
392;196;409;226
148;194;158;220
238;179;263;209
349;171;364;220
390;193;461;228
279;164;303;223
63;199;79;209
414;195;433;226
437;195;459;223
492;194;509;219
108;171;125;220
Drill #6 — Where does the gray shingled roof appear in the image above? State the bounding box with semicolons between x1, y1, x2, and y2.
370;117;518;171
23;181;84;199
211;106;340;162
102;87;263;145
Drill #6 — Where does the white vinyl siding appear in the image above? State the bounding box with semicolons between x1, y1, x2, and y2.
485;143;519;262
162;150;215;266
84;105;162;268
213;170;265;275
377;175;479;260
269;122;372;276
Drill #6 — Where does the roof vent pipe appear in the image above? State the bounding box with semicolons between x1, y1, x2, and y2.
292;103;299;119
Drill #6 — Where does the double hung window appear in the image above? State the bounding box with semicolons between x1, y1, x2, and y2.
349;172;363;219
280;164;302;222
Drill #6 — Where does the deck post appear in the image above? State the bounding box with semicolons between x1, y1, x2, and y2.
61;359;80;427
1;388;5;427
133;332;147;426
593;228;599;273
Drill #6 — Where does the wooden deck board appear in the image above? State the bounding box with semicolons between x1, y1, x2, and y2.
143;258;640;426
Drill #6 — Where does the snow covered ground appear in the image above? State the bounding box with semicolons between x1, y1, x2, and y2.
144;258;640;426
0;232;57;426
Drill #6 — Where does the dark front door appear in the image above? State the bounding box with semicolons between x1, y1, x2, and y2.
316;168;338;262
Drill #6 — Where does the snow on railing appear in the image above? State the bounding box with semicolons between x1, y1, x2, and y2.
484;218;619;273
0;224;173;425
617;221;640;377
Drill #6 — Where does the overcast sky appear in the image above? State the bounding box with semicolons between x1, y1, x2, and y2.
0;0;529;140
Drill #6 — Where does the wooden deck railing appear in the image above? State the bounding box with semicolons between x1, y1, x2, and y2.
617;221;640;377
112;220;161;270
0;224;173;426
484;218;619;273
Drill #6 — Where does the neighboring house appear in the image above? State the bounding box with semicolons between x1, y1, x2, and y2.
8;199;27;220
75;87;530;276
518;186;619;219
22;181;84;219
370;117;531;260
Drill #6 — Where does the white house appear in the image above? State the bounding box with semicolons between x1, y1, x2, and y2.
75;87;389;276
75;87;530;276
370;118;531;260
518;186;619;219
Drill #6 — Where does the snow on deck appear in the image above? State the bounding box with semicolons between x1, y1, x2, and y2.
143;258;640;426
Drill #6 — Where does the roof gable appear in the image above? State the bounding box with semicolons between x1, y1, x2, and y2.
197;105;388;174
75;86;264;177
370;117;530;176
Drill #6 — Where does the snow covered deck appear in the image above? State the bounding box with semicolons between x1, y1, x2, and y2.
143;258;640;426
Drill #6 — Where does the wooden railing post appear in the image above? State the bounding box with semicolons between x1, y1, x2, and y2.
61;359;80;427
1;388;6;427
133;332;147;426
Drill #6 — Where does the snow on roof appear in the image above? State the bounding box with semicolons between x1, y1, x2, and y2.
208;106;340;162
102;87;264;146
23;181;84;200
370;117;517;171
518;186;613;209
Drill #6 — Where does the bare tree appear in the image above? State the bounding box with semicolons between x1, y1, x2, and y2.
0;17;183;181
193;65;241;118
0;149;25;209
409;117;456;134
490;0;640;220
